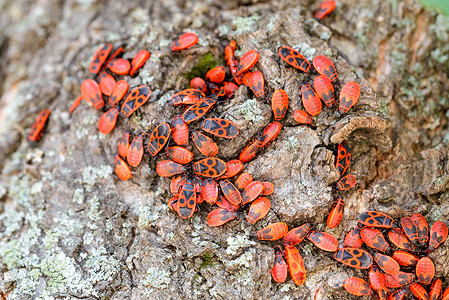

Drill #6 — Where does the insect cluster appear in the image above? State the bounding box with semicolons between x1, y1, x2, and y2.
339;211;449;299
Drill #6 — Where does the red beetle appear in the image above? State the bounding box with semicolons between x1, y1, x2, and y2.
336;174;356;190
246;197;271;224
312;55;337;82
271;247;287;283
327;197;344;229
284;245;306;285
221;160;243;179
98;107;119;135
292;110;313;125
301;84;321;116
156;160;186;177
207;208;236;227
127;134;144;167
172;115;189;146
283;223;311;246
114;155;132;181
373;252;399;275
261;182;274;195
257;121;282;148
429;279;442;300
121;85;151;117
392;250;418;267
334;248;373;269
369;264;386;291
107;58;131;75
89;43;112;74
219;180;242;205
358;211;394;228
177;177;196;219
307;231;338;252
315;1;336;20
193;158;227;178
166;146;193;165
271;89;289;120
98;71;116;96
339;81;360;114
235;172;253;191
278;46;310;72
28;108;51;142
248;71;265;97
118;131;130;158
401;217;419;245
416;256;434;285
171;32;198;51
314;74;335;106
426;221;448;254
192;131;218;157
335;141;351;176
257;222;288;241
109;80;129;106
361;228;390;252
241;181;264;205
388;228;415;251
206;66;226;84
343;226;363;248
130;49;150;76
80;79;103;110
410;282;430;300
236;50;260;76
385;271;414;288
343;277;372;296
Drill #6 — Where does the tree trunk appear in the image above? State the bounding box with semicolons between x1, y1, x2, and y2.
0;0;448;299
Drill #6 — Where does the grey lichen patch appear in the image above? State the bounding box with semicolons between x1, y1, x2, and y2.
283;136;301;154
293;42;316;61
226;235;256;256
142;267;171;294
76;165;113;191
376;98;389;118
85;246;121;284
138;69;154;86
0;208;24;238
87;196;101;223
137;205;161;228
72;188;84;204
233;15;261;34
235;98;264;123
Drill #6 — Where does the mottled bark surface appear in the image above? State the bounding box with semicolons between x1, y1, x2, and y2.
0;0;448;299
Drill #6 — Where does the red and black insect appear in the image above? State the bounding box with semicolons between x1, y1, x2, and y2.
241;181;264;205
201;118;239;138
69;95;83;115
257;121;282;148
271;89;289;120
98;107;119;135
172;115;189;146
410;282;430;300
426;221;448;254
411;213;429;247
360;228;390;252
147;122;170;156
170;175;184;197
190;77;207;92
301;84;322;116
343;226;364;248
168;197;179;212
416;256;434;285
339;81;360;114
206;66;226;84
121;85;152;117
109;80;129;106
257;222;289;241
183;97;216;123
373;252;399;275
118;131;130;158
335;141;351;176
343;277;372;296
193;157;227;178
241;72;253;87
127;134;144;167
239;141;260;163
171;89;205;105
283;223;311;246
98;71;116;96
401;216;419;245
221;160;243;179
261;182;274;195
388;289;406;300
369;264;386;291
271;247;287;283
315;1;336;20
28;108;51;142
89;43;112;74
284;245;306;285
246;197;271;224
336;174;356;190
333;248;373;269
314;75;335;106
129;49;150;76
80;79;104;110
278;46;311;72
207;208;236;227
312;55;337;82
166;146;193;164
292;110;313;125
392;250;419;267
177;177;196;219
384;271;415;288
388;228;415;251
102;46;126;72
107;58;131;75
235;172;253;191
156;160;186;177
327;197;344;229
429;279;442;300
222;81;239;98
191;131;218;157
171;32;199;51
443;285;449;300
358;211;394;228
114;155;132;181
248;71;265;97
219;180;242;205
202;178;218;204
307;231;338;252
236;50;260;76
215;196;240;211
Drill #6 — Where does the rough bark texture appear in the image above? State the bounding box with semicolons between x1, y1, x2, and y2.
0;0;448;299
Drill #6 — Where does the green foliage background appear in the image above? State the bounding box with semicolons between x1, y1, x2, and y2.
420;0;449;15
